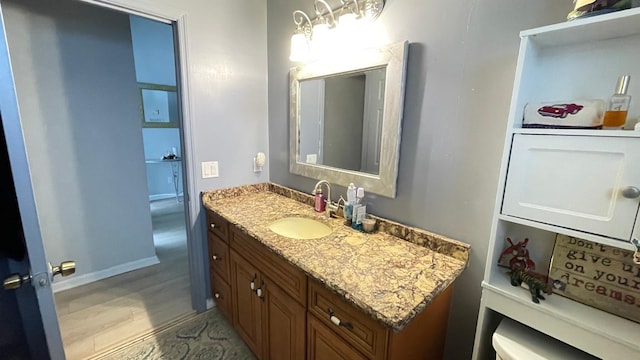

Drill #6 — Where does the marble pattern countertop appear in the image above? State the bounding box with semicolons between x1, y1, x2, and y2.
202;183;470;332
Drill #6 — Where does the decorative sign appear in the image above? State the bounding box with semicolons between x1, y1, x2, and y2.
549;234;640;324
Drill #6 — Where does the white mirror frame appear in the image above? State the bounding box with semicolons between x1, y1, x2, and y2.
289;40;409;198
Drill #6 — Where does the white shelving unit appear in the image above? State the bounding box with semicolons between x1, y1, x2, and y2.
472;8;640;360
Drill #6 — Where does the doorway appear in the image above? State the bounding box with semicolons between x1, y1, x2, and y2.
2;0;193;358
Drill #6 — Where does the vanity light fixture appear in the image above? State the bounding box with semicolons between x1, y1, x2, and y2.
289;10;313;62
314;0;336;28
362;0;385;21
337;0;360;30
289;0;385;62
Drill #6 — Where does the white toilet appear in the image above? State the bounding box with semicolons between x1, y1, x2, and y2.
492;318;599;360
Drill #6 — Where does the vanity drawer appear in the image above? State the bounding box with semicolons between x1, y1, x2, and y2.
308;313;369;360
230;227;307;305
308;279;387;360
208;231;230;282
206;210;228;242
211;271;233;324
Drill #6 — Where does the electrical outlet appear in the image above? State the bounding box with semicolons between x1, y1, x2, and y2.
202;161;219;178
306;154;317;164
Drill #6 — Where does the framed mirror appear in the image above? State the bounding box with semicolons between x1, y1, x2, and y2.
138;83;179;128
289;41;408;198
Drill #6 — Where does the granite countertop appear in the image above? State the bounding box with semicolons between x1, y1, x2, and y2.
202;183;470;332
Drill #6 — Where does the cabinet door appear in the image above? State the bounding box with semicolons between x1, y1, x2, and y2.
262;277;306;360
230;250;262;358
307;314;368;360
502;134;640;241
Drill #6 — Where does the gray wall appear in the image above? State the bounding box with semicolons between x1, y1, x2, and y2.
267;0;572;358
4;0;156;282
323;75;365;171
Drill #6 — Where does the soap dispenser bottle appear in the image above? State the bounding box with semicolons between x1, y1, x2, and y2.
344;183;357;224
602;75;631;129
314;188;326;213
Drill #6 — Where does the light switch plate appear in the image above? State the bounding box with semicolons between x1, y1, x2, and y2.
202;161;219;178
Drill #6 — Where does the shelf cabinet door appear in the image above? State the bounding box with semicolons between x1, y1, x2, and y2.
230;250;263;358
502;134;640;241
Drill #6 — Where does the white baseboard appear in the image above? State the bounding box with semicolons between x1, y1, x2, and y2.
149;193;184;201
52;255;160;293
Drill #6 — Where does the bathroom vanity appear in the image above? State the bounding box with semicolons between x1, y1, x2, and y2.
202;183;470;360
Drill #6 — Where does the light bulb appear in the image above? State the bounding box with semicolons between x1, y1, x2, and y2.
336;13;359;53
311;23;331;58
289;32;310;62
338;13;357;30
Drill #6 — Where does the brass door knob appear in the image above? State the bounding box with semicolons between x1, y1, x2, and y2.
52;261;76;278
3;273;31;290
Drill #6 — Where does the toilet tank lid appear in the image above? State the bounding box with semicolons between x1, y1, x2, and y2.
492;318;598;360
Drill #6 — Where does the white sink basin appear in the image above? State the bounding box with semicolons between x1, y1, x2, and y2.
268;217;332;240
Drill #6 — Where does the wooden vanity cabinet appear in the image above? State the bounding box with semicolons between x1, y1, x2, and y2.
206;208;454;359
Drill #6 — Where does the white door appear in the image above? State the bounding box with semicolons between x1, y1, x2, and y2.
0;5;66;358
502;134;640;241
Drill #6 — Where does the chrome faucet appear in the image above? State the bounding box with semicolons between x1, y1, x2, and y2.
313;180;338;217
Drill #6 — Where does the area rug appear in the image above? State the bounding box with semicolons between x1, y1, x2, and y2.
97;308;255;360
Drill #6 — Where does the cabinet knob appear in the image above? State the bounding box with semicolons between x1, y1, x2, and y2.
210;223;216;229
250;274;257;290
214;292;221;299
256;288;263;298
212;255;218;261
327;307;354;330
622;186;640;199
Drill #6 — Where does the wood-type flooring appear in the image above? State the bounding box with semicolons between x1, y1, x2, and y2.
54;198;193;359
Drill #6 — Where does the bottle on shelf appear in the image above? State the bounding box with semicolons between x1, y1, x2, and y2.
602;75;631;130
